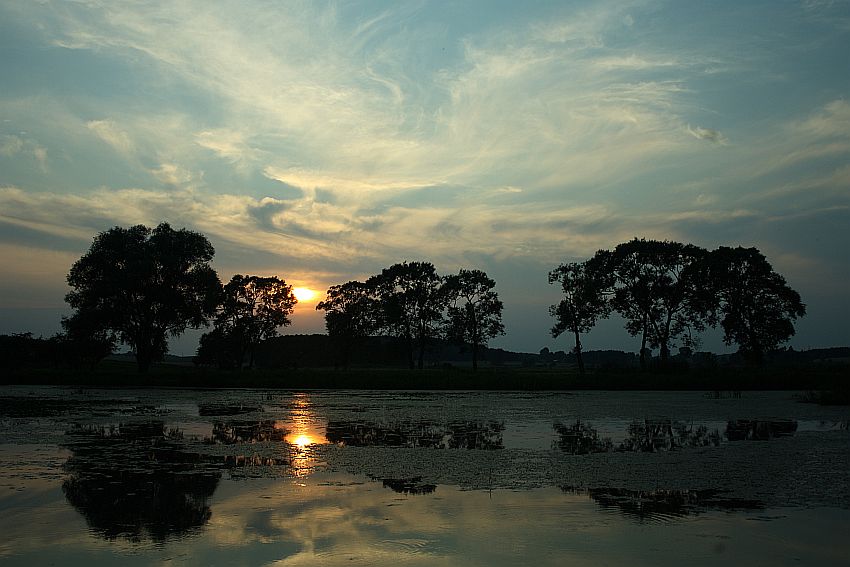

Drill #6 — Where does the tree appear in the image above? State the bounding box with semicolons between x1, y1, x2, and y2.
57;311;117;369
316;280;376;369
548;258;611;375
194;327;241;369
368;261;445;369
608;239;709;368
702;246;805;364
66;223;219;372
203;274;297;370
442;269;505;371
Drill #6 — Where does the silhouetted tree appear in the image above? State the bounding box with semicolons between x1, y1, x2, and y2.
58;311;116;368
701;247;805;364
194;327;241;369
368;261;445;369
0;333;46;370
608;239;709;368
316;280;376;369
66;223;220;372
442;269;505;371
202;274;297;370
548;258;611;375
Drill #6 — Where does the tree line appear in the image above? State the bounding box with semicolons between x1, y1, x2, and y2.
47;223;803;374
59;223;504;372
316;262;504;370
549;238;805;373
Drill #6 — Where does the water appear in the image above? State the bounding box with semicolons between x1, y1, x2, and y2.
1;386;848;565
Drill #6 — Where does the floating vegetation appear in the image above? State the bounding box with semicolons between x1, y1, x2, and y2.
0;396;164;418
197;403;261;416
725;419;798;441
379;476;437;495
796;389;850;406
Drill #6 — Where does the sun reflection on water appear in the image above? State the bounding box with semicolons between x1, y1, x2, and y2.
280;393;327;476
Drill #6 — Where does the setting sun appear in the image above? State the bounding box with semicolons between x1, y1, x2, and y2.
292;287;318;302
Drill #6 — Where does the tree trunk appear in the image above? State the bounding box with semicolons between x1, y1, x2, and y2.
472;340;479;371
342;338;351;370
136;352;152;373
639;325;648;371
659;315;672;366
406;334;415;370
659;341;670;365
135;341;152;373
573;329;585;375
417;341;425;370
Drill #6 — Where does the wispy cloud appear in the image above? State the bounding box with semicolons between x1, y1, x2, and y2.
1;0;849;348
687;125;727;144
1;134;48;171
86;120;134;155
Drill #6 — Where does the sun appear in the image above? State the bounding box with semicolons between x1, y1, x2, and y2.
292;287;318;302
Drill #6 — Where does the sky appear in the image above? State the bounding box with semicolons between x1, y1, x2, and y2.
1;0;848;355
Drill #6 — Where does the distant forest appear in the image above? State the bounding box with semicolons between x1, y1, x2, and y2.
0;223;817;374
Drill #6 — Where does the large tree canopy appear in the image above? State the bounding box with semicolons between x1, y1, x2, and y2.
550;239;805;370
316;280;376;369
701;246;806;364
367;261;445;369
66;223;219;372
442;269;505;371
199;274;297;370
607;239;709;367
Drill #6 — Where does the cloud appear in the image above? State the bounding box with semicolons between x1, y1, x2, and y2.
0;134;48;171
86;119;135;155
594;54;679;71
0;135;24;156
150;163;196;187
15;0;709;200
687;125;727;144
3;1;849;349
792;99;850;139
195;129;263;170
263;166;433;200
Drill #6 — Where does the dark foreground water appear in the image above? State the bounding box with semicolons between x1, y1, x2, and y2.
1;386;848;566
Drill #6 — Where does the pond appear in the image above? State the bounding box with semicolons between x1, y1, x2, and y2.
1;386;848;566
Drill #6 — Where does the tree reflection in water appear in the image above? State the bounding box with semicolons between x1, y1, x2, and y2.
620;419;722;452
206;420;289;444
551;418;797;455
62;422;221;542
325;419;505;449
380;476;437;495
561;486;763;522
725;419;798;441
553;420;614;454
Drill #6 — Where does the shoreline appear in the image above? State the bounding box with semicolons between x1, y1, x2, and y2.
2;362;847;396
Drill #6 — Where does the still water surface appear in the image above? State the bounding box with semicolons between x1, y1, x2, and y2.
0;386;848;565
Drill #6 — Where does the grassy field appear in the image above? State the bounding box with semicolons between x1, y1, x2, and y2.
2;359;848;394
